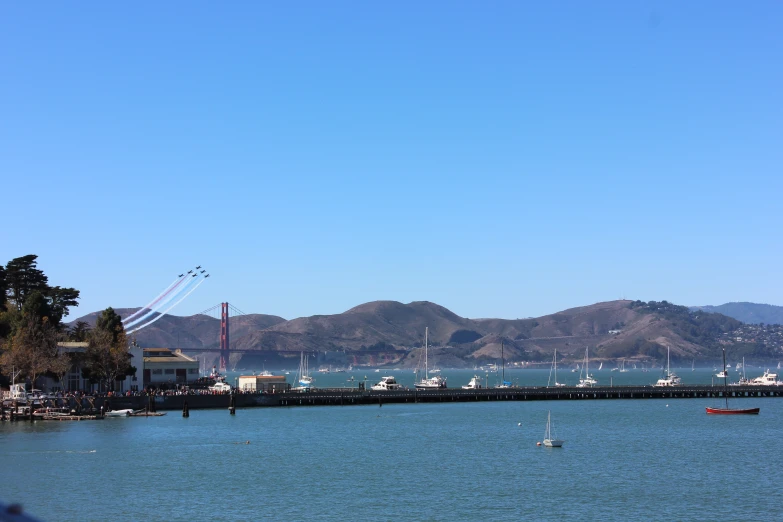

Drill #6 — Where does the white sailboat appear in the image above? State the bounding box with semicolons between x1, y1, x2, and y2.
293;352;314;391
542;410;565;448
415;327;446;389
548;349;567;388
576;347;597;388
598;362;603;371
691;359;695;372
653;346;682;387
619;359;629;373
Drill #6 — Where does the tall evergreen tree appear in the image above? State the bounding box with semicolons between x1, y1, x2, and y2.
0;265;7;306
5;255;49;311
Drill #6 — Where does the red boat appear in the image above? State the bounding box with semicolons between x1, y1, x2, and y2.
707;349;760;415
705;407;760;415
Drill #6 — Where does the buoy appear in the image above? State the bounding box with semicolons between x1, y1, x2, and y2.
246;441;250;445
536;442;541;446
518;422;522;426
666;404;669;407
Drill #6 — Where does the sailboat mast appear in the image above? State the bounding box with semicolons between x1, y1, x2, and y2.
722;348;729;409
501;340;505;383
554;349;557;383
425;327;429;379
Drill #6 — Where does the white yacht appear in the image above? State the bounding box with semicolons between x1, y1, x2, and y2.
462;375;483;389
371;376;403;391
654;347;682;387
750;369;782;386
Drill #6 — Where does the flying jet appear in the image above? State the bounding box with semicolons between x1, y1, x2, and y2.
196;265;202;269
187;270;193;274
200;270;206;274
178;274;184;277
191;273;197;277
204;274;210;278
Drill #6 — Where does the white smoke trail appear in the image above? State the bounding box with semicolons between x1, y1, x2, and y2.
123;275;199;329
127;277;207;335
122;275;188;324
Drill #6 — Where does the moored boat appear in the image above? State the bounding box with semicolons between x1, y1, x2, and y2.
542;410;565;448
415;328;447;389
462;375;483;389
371;376;403;391
707;349;759;415
653;347;681;387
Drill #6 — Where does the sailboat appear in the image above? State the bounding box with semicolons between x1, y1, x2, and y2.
496;340;512;388
692;359;695;372
415;327;447;389
598;362;603;371
619;359;629;373
706;349;759;415
729;357;751;386
576;347;597;388
653;347;681;387
293;352;314;391
548;349;567;388
542;410;565;447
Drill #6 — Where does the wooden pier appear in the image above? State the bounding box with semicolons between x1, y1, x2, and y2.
4;385;781;417
271;385;783;408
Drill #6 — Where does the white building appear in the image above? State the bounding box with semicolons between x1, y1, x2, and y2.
237;373;289;393
142;348;200;387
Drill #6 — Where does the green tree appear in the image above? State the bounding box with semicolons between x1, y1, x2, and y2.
68;321;91;342
83;308;133;391
0;310;61;388
0;265;7;306
5;255;49;311
47;286;80;327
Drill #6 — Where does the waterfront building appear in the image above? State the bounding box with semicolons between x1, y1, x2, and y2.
142;348;199;387
238;373;289;393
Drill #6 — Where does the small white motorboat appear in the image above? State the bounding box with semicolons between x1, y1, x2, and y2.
105;409;133;417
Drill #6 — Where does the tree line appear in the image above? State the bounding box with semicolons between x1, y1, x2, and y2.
0;254;134;392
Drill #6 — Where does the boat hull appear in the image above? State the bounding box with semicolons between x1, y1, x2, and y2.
705;407;759;415
543;439;565;447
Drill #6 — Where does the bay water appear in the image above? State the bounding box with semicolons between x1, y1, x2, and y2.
2;368;782;521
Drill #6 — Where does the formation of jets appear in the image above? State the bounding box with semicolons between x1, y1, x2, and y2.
179;266;209;278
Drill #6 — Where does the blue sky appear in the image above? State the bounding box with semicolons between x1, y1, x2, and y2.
1;2;781;321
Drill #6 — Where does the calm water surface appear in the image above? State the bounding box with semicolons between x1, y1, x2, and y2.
2;391;782;521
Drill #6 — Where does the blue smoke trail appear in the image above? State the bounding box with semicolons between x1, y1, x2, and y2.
122;274;188;324
123;275;199;330
127;278;207;335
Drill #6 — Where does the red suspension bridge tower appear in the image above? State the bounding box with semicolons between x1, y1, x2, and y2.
220;302;230;372
197;302;251;372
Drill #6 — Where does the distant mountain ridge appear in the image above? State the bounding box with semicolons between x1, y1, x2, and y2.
70;299;782;367
690;302;783;325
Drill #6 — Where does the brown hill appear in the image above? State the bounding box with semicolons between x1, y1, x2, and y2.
71;299;741;367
